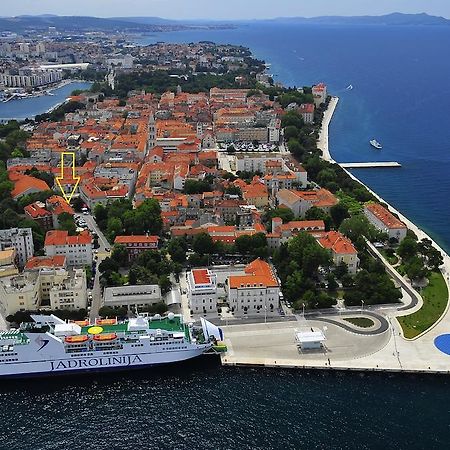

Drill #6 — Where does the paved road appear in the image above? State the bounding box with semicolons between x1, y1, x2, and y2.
82;212;110;253
366;240;421;312
77;212;111;321
309;311;390;336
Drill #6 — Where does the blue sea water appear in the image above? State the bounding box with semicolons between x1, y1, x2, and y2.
1;360;450;450
0;81;92;120
2;24;450;449
137;24;450;253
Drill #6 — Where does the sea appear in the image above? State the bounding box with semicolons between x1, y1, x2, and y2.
0;81;92;121
2;24;450;449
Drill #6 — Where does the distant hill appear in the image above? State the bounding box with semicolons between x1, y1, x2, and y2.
0;15;190;32
0;13;448;33
266;13;450;26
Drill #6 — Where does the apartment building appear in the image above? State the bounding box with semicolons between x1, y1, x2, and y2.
187;268;218;314
0;228;34;269
364;203;408;242
44;230;93;267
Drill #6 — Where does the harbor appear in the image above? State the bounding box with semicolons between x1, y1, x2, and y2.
0;80;92;121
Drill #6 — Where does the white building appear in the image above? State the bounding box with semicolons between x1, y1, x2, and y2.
227;259;280;316
0;228;34;269
0;268;87;317
103;285;162;310
44;230;93;268
298;103;315;124
0;68;62;88
187;268;218;314
236;154;284;174
364;203;407;242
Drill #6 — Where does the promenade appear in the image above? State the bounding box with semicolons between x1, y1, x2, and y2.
220;96;450;375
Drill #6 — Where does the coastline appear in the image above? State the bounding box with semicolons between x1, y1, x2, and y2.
319;96;450;336
221;92;450;374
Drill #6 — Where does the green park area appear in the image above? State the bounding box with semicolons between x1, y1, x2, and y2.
343;317;375;328
397;271;448;339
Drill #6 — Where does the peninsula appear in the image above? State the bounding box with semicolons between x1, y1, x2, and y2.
0;35;449;378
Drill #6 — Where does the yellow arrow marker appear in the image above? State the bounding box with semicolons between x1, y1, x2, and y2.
55;152;80;204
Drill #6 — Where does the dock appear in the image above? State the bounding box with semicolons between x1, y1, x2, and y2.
340;162;402;168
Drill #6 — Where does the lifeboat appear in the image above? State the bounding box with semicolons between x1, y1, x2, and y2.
65;335;89;344
93;333;117;342
74;320;90;327
96;318;117;326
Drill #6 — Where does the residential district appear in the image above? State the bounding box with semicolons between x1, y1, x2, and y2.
0;39;449;374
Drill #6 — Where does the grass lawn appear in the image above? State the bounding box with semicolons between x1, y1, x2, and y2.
397;271;449;339
380;249;399;266
343;317;375;328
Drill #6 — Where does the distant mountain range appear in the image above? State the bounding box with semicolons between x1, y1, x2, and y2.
265;13;450;26
0;12;448;33
0;15;195;33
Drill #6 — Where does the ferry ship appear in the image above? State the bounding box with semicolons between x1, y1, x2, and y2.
0;313;224;379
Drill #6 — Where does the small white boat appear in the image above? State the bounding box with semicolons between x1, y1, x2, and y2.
346;84;353;90
370;139;382;149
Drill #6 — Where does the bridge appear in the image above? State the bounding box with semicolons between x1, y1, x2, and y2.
340;162;402;169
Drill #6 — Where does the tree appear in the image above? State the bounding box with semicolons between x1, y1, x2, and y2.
111;244;129;267
330;203;350;229
167;238;187;264
183;179;212;194
284;125;299;141
288;232;331;277
339;215;378;242
158;275;172;295
58;212;77;235
397;237;418;262
287;138;304;158
266;207;294;224
281;110;304;129
94;203;108;229
305;207;332;230
192;233;214;256
106;217;123;241
99;257;120;273
326;273;339;291
225;185;242;198
405;256;429;281
188;253;208;267
334;261;349;279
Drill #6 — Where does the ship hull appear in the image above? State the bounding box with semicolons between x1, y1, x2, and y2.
0;347;209;379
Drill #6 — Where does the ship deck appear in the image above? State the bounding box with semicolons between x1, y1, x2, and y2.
80;317;190;338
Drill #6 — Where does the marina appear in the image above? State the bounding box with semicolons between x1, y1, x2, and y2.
0;81;91;121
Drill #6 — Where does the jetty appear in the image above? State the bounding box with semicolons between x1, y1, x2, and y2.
340;162;402;168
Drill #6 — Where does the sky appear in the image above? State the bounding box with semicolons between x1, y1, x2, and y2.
2;0;450;20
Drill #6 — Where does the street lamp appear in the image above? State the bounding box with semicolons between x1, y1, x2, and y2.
302;303;305;318
361;299;365;315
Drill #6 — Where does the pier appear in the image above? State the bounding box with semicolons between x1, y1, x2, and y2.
340;162;402;168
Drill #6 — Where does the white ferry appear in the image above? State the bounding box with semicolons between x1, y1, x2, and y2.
370;139;382;149
0;313;225;379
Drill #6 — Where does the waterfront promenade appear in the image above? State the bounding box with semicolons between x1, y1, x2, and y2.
221;96;450;375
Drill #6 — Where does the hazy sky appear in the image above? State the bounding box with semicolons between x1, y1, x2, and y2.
3;0;450;20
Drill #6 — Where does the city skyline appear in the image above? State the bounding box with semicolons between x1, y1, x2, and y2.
2;0;450;20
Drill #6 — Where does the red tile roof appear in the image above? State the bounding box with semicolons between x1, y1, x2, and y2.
114;235;159;245
45;230;92;246
365;203;406;230
229;258;278;289
192;268;212;285
25;255;66;270
318;231;357;255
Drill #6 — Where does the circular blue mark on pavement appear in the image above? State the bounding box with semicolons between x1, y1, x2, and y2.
434;334;450;355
